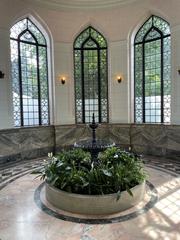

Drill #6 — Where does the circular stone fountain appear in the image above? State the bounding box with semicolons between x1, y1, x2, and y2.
46;114;145;215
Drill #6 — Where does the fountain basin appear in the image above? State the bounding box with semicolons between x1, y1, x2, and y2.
74;139;116;161
74;139;115;150
46;181;145;215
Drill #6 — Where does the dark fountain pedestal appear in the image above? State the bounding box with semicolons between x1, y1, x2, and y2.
74;114;115;162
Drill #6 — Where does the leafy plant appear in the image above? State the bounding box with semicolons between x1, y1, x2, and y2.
39;147;147;199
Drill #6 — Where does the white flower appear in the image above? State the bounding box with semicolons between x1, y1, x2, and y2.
52;156;57;161
114;154;118;159
48;152;53;158
91;162;94;169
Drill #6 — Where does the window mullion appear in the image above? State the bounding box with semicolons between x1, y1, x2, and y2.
18;41;24;126
97;49;101;122
161;38;164;123
36;45;42;125
142;42;145;123
81;49;85;123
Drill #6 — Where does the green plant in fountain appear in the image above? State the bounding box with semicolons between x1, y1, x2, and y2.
40;147;147;199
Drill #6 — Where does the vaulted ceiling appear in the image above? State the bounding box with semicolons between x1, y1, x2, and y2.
23;0;138;9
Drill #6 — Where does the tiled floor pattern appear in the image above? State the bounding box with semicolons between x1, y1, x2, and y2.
0;158;45;190
144;156;180;175
0;156;179;240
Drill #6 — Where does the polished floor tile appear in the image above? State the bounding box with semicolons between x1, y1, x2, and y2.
0;157;179;240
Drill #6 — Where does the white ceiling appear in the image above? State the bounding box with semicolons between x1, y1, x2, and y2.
24;0;138;9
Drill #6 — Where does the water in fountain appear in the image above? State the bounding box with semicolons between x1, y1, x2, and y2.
74;113;115;161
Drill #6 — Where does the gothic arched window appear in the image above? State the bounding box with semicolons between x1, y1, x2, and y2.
134;15;171;123
10;18;49;126
74;26;108;123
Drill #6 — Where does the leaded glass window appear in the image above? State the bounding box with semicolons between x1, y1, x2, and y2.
134;15;171;123
10;18;49;127
74;26;108;123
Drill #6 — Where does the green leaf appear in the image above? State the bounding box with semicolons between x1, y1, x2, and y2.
50;176;59;185
56;161;64;168
101;169;112;177
126;187;133;197
116;190;121;201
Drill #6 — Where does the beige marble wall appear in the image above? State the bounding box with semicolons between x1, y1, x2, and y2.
55;124;180;159
131;124;180;158
131;124;167;156
0;126;55;164
55;124;131;151
0;124;180;164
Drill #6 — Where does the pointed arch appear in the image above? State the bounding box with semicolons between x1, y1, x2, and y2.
74;26;108;123
134;15;171;123
10;17;50;127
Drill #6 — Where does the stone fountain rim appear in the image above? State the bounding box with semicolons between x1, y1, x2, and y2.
45;181;146;214
46;180;145;197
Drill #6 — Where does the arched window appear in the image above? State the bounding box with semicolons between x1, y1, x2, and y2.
74;26;108;123
10;18;49;127
134;15;171;123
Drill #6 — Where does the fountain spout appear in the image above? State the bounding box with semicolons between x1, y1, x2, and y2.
89;113;98;145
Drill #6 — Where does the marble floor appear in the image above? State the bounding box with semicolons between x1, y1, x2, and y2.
0;157;179;240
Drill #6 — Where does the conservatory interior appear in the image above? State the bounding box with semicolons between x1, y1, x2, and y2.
0;0;179;239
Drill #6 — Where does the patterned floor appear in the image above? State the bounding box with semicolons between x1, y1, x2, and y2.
0;158;45;190
144;156;180;175
0;156;179;240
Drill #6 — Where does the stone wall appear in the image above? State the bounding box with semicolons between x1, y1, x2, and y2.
55;124;180;159
0;124;180;165
0;126;55;165
131;124;180;159
55;124;131;151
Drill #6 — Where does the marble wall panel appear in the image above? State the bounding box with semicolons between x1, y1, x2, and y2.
19;126;54;151
1;124;180;163
108;124;130;145
0;129;20;156
55;125;91;149
166;125;180;150
0;126;55;163
19;126;55;160
130;124;167;156
55;124;131;152
130;124;180;157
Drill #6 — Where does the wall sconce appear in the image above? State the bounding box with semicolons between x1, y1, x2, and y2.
61;76;66;84
0;71;5;79
178;68;180;75
117;76;122;83
58;75;66;84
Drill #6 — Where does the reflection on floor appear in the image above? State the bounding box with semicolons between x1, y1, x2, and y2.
0;156;179;240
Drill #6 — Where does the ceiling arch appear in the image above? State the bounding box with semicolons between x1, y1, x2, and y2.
24;0;138;9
